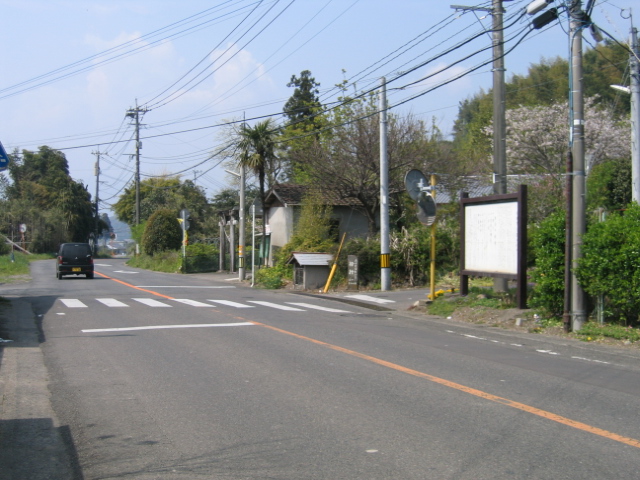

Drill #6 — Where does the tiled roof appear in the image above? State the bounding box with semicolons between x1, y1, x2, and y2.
265;184;361;207
286;252;333;266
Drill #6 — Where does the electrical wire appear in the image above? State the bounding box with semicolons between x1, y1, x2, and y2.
143;0;266;108
148;0;297;110
0;1;263;101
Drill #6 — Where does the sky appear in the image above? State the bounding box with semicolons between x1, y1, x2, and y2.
0;0;634;217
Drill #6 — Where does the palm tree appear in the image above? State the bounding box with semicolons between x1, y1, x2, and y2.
236;119;278;214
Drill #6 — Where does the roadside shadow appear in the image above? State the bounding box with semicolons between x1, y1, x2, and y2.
0;419;83;480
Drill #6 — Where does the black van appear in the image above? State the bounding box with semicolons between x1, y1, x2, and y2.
56;243;94;279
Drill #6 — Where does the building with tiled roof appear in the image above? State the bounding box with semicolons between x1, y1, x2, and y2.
262;184;370;266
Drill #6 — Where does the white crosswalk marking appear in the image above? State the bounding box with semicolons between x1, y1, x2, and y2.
172;299;216;307
247;301;305;311
96;298;129;308
208;300;255;308
345;294;396;304
133;298;172;307
60;299;87;308
285;302;350;313
60;298;352;314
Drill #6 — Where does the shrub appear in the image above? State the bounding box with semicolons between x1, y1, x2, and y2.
255;264;291;289
141;209;182;255
185;243;218;273
576;203;640;326
340;236;380;287
529;208;566;318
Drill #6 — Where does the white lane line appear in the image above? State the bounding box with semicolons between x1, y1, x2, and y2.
536;349;560;356
82;322;255;333
247;301;305;311
60;299;87;308
172;299;216;307
113;270;139;274
96;298;129;308
345;295;396;304
209;300;255;308
94;263;112;266
137;286;235;289
133;298;172;307
285;302;350;313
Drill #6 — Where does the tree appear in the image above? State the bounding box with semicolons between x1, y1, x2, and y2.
141;209;182;255
453;42;630;168
483;97;629;222
587;158;631;213
283;70;322;127
2;146;94;251
287;92;447;233
282;70;326;182
113;176;210;238
210;185;260;212
235;119;280;215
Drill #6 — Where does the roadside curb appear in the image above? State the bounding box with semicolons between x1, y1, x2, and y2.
0;298;76;480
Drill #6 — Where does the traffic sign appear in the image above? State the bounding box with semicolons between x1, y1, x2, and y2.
405;169;437;226
0;141;10;171
404;169;429;201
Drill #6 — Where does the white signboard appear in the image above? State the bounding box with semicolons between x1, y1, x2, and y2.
464;201;518;275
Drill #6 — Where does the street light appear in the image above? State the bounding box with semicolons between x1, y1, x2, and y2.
611;84;631;95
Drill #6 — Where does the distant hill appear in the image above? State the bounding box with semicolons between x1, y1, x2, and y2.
110;216;131;241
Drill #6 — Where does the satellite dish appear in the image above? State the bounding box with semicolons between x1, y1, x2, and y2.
404;169;429;201
417;192;437;226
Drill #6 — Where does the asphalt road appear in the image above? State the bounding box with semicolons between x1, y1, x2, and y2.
2;258;640;479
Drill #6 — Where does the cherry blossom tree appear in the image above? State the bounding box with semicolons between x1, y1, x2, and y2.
495;97;630;177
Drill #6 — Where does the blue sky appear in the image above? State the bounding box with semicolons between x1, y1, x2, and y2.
0;0;633;214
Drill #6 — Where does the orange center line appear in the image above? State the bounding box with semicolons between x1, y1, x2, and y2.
253;321;640;450
96;271;177;300
100;271;640;449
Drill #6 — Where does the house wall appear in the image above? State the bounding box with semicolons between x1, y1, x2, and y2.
332;206;369;239
265;204;372;266
265;205;295;265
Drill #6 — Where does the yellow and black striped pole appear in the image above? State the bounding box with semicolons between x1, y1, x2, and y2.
380;253;390;269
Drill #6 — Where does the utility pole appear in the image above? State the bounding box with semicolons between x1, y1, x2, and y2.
493;0;509;292
570;0;587;331
126;101;148;226
379;77;391;291
631;26;640;203
93;149;101;256
452;1;512;292
492;0;507;197
238;164;246;281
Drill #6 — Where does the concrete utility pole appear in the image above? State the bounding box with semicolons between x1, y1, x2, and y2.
631;26;640;203
93;149;101;255
493;0;509;292
238;164;246;281
379;77;391;291
452;1;512;292
570;0;587;331
126;101;148;226
492;0;507;196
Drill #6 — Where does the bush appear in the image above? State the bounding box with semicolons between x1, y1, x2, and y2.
255;264;291;289
127;251;182;273
185;243;219;273
340;236;380;287
529;208;566;318
576;203;640;326
141;209;182;255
